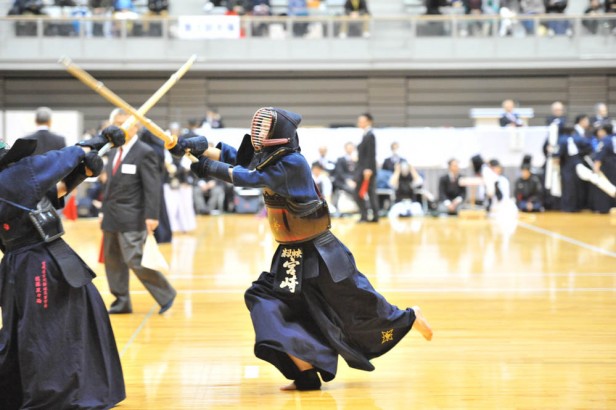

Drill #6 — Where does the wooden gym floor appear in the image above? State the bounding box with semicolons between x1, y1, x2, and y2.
15;213;616;408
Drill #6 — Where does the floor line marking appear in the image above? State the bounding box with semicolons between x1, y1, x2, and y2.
119;305;157;358
517;221;616;258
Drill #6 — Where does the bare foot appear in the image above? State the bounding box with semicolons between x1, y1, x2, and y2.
280;382;297;391
411;306;433;341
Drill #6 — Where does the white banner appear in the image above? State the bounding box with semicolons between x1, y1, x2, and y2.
177;16;241;39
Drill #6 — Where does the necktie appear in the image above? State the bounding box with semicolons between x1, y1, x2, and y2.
112;147;123;176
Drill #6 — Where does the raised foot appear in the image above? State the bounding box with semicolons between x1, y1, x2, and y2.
411;306;433;341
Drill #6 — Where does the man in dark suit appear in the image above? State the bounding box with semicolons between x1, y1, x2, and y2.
21;106;67;155
101;109;176;314
353;112;379;222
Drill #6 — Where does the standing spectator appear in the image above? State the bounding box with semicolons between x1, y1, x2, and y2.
514;156;544;212
340;0;370;38
590;102;613;129
542;101;568;210
20;107;67;155
101;108;177;314
499;99;524;127
546;101;568;126
353;112;379;223
573;114;591;138
437;158;466;215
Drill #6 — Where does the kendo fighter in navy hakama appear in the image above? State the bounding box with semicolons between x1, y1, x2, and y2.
0;128;126;409
182;107;433;391
579;123;616;213
557;125;593;212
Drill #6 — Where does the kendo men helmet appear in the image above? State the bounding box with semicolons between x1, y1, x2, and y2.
250;107;302;152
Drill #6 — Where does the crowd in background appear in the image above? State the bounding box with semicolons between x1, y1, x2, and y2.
7;0;616;38
21;98;613;238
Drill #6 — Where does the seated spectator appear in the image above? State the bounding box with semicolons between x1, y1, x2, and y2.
583;0;604;34
198;178;228;215
387;160;425;217
499;99;525;127
340;0;370;38
332;141;358;215
544;0;571;36
112;0;138;37
289;0;309;37
312;162;335;213
607;0;616;32
437;158;466;215
9;0;46;36
470;154;498;209
460;0;486;37
382;141;406;172
315;145;336;173
520;0;546;35
251;0;272;37
145;0;168;36
89;0;113;37
514;157;544;212
79;170;108;217
200;108;225;129
488;158;518;217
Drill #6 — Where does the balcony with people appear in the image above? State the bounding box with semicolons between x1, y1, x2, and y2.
0;0;614;70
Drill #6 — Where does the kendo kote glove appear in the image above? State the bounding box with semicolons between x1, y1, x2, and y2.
62;151;104;194
169;135;209;158
190;156;233;183
76;125;126;150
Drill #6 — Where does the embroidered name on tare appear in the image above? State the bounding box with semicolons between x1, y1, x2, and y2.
280;248;302;294
34;261;49;309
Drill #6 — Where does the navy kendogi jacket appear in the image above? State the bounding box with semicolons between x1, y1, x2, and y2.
0;147;95;287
